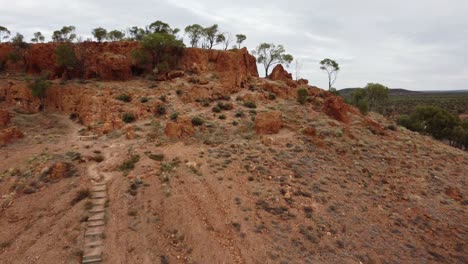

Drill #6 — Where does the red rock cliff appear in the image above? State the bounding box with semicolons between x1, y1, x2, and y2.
0;42;259;87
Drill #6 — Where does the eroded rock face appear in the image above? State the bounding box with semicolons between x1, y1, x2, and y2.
164;117;195;138
322;96;350;122
0;127;24;145
0;109;10;127
0;43;259;87
93;52;132;80
255;111;283;134
269;64;292;81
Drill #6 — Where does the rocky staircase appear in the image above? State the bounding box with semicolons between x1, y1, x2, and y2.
82;182;107;264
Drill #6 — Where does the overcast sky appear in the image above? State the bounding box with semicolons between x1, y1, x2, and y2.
2;0;467;90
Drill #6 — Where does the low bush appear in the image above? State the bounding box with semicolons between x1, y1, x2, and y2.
243;101;257;109
191;117;204;126
122;112;136;123
297;88;308;105
115;94;132;102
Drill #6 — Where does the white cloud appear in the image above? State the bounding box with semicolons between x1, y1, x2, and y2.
1;0;467;90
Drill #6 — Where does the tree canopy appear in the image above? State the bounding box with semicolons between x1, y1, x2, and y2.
201;24;223;49
92;27;108;42
235;34;246;48
350;83;389;114
28;76;52;111
184;24;204;47
31;32;45;43
399;105;467;149
107;30;125;41
252;43;293;76
0;26;11;42
139;32;184;73
52;26;77;42
320;58;340;90
55;43;77;79
148;20;179;35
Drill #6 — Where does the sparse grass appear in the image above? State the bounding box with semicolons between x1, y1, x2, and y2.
0;241;12;249
115;94;131;102
217;101;233;110
156;105;166;116
147;153;164;161
191;117;204;126
170;112;179;120
71;188;90;205
243;101;257;108
212;106;221;113
91;154;104;163
128;208;138;216
122;112;136;123
119;155;140;172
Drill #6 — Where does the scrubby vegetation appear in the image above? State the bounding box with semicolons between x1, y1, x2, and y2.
399;105;468;149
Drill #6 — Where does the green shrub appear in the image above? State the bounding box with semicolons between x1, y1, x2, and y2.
170;112;179;120
219;114;226;120
71;188;90;205
7;52;21;63
235;111;245;118
119;155;140;172
176;89;183;96
122;112;136;123
212;106;221;113
297;88;308;105
243;101;257;109
116;94;132;102
159;95;167;102
139;97;149;103
156;105;166;116
268;93;276;100
147;153;164;161
191;117;204;126
218;102;233;110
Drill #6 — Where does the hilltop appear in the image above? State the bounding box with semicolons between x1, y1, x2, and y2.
0;43;467;264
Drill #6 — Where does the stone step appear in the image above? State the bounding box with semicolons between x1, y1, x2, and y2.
88;212;105;221
91;185;106;192
91;198;107;206
84;237;103;247
91;191;107;199
90;204;105;213
82;257;101;264
87;219;105;227
85;226;105;237
82;246;102;263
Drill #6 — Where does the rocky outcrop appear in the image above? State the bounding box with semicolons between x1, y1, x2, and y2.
0;109;10;126
321;96;349;122
0;126;24;145
179;47;258;90
0;43;258;87
93;52;132;80
269;64;292;81
164;117;195;138
255;111;283;134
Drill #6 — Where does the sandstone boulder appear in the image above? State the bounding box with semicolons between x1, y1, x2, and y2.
322;96;349;122
48;162;74;181
269;64;292;81
95;52;132;80
0;127;24;145
167;70;185;80
0;109;10;126
255;111;282;134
